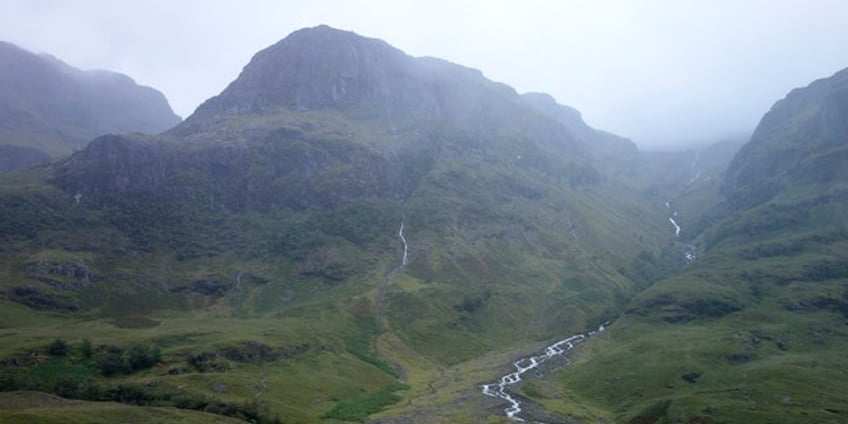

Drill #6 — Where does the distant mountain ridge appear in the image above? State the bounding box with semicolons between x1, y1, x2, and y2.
0;41;181;172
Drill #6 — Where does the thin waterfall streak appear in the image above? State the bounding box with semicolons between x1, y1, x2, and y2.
399;219;409;267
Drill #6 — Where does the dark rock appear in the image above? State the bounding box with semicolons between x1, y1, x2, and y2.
186;351;230;373
681;372;701;383
187;341;311;372
171;279;231;297
4;285;78;311
628;293;743;323
23;260;97;289
726;354;751;363
220;341;310;362
220;341;275;362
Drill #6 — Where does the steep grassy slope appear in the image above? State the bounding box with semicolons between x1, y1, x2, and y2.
724;68;848;209
555;68;848;423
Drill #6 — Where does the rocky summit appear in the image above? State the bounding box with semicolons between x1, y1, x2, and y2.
0;25;846;424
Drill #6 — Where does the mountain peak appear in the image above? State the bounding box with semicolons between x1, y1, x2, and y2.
184;25;414;122
174;25;591;160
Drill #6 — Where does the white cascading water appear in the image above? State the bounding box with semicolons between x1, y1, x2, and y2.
481;323;606;422
398;219;409;267
668;216;682;237
666;201;696;262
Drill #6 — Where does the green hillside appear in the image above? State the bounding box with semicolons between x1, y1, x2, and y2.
554;68;848;424
0;25;844;424
0;26;680;423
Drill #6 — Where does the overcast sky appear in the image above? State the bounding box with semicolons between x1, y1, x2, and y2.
2;0;847;149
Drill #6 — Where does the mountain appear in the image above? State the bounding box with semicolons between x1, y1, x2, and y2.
2;24;841;424
50;24;671;356
555;67;848;423
0;25;685;423
723;68;848;209
522;91;639;172
0;41;181;172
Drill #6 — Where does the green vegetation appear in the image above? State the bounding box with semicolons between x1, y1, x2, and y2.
627;400;672;424
554;189;848;421
93;343;161;376
344;315;398;377
47;339;69;357
0;391;248;424
323;382;408;422
0;82;674;422
551;68;848;423
1;26;846;424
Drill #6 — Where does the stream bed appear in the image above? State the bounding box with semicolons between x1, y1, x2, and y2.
481;323;606;422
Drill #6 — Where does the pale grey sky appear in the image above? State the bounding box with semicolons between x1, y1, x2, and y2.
2;0;847;149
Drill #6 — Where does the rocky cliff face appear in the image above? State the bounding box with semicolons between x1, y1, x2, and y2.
185;25;420;118
53;130;418;210
58;26;608;212
175;26;582;155
0;41;181;171
723;67;848;208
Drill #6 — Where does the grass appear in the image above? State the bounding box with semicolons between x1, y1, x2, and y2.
0;391;247;424
0;161;665;423
0;300;404;422
556;227;848;423
558;315;848;422
323;382;408;422
344;319;397;377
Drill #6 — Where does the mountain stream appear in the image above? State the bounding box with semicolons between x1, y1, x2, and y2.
665;201;696;262
481;324;606;422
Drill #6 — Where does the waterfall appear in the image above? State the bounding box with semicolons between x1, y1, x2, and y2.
399;219;409;267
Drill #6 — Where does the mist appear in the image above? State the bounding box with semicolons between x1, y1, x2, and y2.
2;0;846;149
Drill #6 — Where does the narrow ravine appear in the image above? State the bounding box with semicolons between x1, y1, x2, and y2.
481;323;606;422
